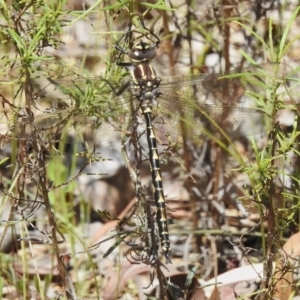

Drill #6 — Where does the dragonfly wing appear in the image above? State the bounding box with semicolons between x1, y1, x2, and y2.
153;63;289;140
11;106;131;144
10;74;139;144
154;98;268;140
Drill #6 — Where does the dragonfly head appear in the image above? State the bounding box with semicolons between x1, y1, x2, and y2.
128;41;156;63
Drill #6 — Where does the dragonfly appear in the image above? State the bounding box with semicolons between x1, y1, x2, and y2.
8;27;289;264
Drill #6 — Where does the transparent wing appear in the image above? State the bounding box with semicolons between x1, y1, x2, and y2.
11;74;139;143
12;108;130;144
11;62;291;144
153;63;291;140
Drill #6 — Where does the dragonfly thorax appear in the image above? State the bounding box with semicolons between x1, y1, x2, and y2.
130;63;161;101
130;62;159;82
128;53;161;101
131;79;160;100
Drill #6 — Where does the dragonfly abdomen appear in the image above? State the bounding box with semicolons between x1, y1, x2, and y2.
143;109;172;264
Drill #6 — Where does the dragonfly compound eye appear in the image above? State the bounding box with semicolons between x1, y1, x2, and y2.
128;42;156;62
144;48;156;61
128;49;146;62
